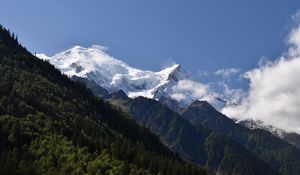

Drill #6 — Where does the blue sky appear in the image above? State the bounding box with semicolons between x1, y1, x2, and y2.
1;0;300;89
2;0;300;132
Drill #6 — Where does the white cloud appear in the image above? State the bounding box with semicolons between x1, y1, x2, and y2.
219;82;246;105
215;68;240;79
222;19;300;133
91;44;109;51
171;80;216;104
258;56;273;67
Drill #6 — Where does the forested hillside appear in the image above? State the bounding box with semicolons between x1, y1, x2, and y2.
0;25;207;175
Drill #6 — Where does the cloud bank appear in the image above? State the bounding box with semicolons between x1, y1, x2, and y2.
171;80;216;104
222;21;300;133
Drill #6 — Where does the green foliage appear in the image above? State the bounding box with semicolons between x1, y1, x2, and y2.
29;135;150;175
0;25;207;175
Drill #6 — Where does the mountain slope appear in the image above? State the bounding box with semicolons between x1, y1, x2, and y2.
0;25;207;175
107;92;278;175
38;46;212;105
238;119;300;150
181;100;300;175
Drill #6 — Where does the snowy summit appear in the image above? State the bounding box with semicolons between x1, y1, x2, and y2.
37;45;210;104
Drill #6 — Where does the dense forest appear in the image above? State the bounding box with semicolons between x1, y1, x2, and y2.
0;25;207;175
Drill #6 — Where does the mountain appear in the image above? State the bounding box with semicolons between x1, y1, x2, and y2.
71;76;109;97
158;95;185;114
181;100;300;175
38;46;203;105
39;43;300;174
282;132;300;150
0;25;207;175
239;119;300;150
107;92;278;175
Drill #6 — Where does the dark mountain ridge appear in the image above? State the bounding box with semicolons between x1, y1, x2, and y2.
107;93;278;175
181;100;300;175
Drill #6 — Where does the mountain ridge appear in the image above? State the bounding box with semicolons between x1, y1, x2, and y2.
106;92;278;175
181;99;300;175
238;119;300;150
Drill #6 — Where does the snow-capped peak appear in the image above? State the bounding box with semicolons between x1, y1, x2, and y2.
48;45;129;78
38;45;192;101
